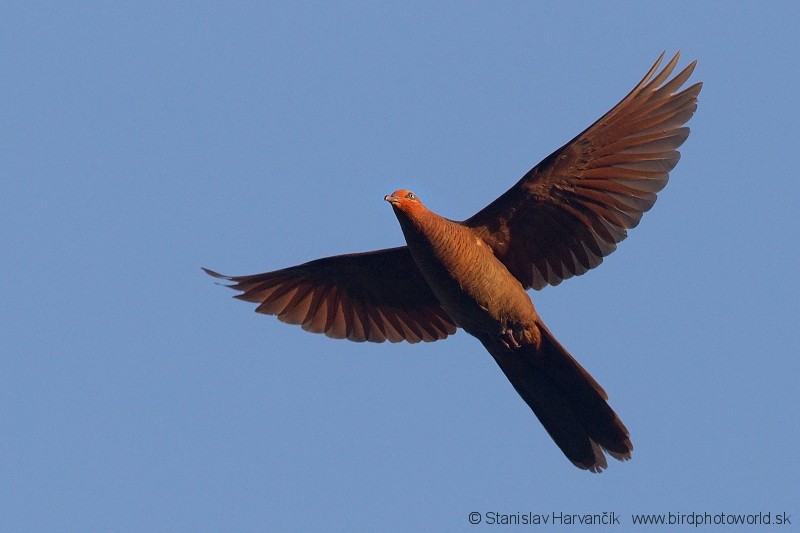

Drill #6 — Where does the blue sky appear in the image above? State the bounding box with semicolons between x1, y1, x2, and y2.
3;2;798;531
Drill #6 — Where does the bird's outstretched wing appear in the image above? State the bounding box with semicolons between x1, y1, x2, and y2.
204;246;457;343
464;52;702;290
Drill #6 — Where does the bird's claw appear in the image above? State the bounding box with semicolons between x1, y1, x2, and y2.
500;329;523;350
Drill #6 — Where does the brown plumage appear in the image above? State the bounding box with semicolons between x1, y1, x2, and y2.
205;52;702;472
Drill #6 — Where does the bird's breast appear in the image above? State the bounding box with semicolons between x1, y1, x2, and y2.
397;213;537;337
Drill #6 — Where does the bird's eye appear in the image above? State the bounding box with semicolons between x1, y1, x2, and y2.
405;192;416;200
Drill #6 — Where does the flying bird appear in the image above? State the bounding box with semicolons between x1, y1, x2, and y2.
205;52;702;472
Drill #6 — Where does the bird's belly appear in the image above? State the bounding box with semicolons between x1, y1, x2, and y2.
412;240;537;337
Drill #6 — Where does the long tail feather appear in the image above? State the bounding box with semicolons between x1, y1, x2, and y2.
483;323;632;472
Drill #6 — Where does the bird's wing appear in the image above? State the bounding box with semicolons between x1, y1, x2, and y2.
204;246;457;343
464;52;702;290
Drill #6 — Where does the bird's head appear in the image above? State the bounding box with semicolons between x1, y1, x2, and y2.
384;189;427;216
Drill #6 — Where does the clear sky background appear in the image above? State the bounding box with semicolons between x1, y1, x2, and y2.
3;2;798;531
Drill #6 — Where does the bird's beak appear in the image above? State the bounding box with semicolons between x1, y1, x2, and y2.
384;194;399;205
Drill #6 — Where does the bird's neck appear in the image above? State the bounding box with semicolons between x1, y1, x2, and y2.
394;207;452;256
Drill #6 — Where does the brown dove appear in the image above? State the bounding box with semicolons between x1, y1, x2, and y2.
205;52;702;472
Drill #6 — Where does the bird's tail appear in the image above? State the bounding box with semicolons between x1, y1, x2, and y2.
483;322;632;472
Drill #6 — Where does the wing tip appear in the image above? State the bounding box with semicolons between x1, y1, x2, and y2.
202;266;230;280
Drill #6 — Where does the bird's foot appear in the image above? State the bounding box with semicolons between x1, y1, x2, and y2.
500;329;523;351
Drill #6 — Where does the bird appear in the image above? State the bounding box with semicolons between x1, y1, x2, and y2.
205;52;702;472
